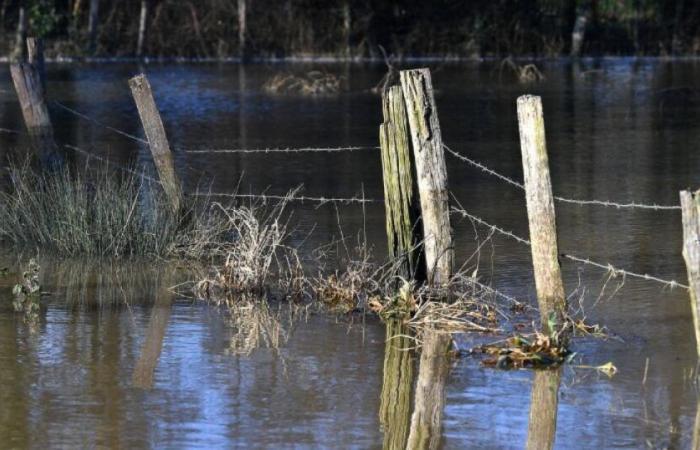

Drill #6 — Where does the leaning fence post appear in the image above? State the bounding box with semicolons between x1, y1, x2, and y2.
10;39;56;161
379;85;422;281
517;95;566;334
680;189;700;358
399;68;453;286
129;74;183;213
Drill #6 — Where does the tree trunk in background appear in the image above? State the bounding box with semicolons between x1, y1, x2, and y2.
238;0;248;61
342;1;351;58
672;0;685;55
570;1;591;57
87;0;100;54
11;7;27;61
137;0;148;57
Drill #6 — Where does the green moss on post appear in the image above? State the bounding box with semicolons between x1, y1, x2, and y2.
379;85;421;280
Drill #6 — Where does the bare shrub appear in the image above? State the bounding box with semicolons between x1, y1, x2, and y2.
263;71;345;96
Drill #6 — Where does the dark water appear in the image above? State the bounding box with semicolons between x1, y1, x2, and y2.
1;59;700;448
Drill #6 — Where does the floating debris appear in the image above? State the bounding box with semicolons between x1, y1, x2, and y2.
263;71;345;96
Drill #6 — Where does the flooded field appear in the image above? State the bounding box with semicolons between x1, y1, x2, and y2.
1;59;700;448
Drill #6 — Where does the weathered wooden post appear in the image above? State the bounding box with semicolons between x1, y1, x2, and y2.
26;37;46;95
680;189;700;358
517;95;566;334
129;74;183;213
379;85;422;280
10;38;56;161
399;68;453;286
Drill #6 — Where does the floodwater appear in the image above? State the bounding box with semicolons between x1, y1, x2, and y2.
1;59;700;448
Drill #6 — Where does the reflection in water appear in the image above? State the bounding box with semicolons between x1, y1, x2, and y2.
694;398;700;450
379;320;414;450
526;369;562;450
406;331;452;450
132;285;173;389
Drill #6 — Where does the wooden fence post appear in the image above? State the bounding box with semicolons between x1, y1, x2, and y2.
680;189;700;358
26;37;46;95
517;95;566;334
399;68;453;286
379;85;422;280
129;74;183;213
10;42;56;161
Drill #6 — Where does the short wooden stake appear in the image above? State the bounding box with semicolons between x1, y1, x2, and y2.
132;286;173;389
680;189;700;358
399;68;453;286
517;95;566;334
129;74;182;213
10;58;56;159
379;85;422;280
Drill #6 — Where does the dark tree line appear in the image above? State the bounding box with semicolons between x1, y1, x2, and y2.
2;1;700;59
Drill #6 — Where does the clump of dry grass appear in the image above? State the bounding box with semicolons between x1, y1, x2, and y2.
222;299;287;355
263;71;345;96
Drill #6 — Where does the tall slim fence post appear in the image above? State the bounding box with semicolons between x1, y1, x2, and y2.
399;68;453;286
517;95;566;334
680;189;700;358
10;38;56;162
129;74;183;213
379;85;422;281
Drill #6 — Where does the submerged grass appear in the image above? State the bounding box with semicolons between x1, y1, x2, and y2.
0;162;227;259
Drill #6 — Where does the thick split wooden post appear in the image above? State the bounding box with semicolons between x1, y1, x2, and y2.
129;74;182;213
680;189;700;358
399;68;453;286
379;85;422;280
517;95;566;334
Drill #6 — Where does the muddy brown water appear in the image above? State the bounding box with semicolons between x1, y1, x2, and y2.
1;59;700;448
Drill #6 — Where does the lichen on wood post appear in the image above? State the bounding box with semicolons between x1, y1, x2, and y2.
399;68;453;286
379;85;421;280
517;95;566;334
680;189;700;358
129;74;183;213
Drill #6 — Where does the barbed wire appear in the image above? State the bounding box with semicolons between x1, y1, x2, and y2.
0;127;25;136
63;144;160;184
444;144;682;211
451;206;688;290
52;101;149;145
193;191;381;205
184;146;379;154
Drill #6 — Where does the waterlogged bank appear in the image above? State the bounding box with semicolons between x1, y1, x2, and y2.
0;60;699;447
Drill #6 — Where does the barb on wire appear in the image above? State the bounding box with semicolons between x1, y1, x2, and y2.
193;191;381;205
444;144;682;211
451;206;688;290
184;146;379;154
52;101;149;145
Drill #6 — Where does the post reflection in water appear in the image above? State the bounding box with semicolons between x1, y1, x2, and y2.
406;330;452;450
379;320;414;450
379;323;452;450
526;368;562;450
132;283;173;389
